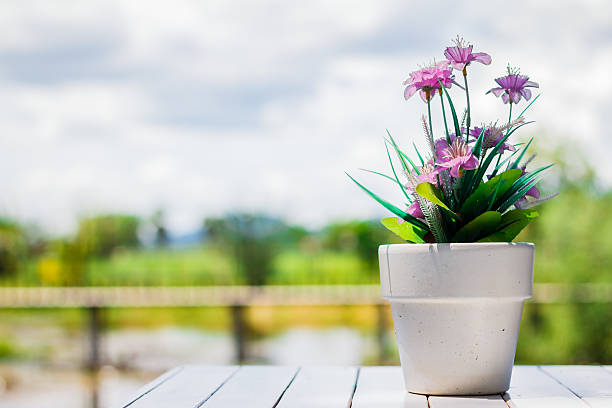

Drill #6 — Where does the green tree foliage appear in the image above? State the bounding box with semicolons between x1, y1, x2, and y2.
322;220;402;269
0;218;26;277
75;214;140;258
203;214;299;286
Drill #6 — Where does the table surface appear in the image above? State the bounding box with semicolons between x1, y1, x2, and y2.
122;365;612;408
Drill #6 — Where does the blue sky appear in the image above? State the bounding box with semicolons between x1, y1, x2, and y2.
0;1;611;234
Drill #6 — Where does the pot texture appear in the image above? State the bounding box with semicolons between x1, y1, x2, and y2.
379;242;534;395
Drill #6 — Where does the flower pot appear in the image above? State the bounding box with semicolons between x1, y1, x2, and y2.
379;242;534;395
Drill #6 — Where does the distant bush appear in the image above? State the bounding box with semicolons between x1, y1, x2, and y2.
76;214;140;258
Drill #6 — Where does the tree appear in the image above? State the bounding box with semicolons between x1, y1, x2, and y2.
203;214;290;286
76;214;140;258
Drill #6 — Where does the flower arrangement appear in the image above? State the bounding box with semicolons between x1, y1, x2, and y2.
348;38;556;244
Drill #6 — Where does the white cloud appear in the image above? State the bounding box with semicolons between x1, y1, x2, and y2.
0;0;610;234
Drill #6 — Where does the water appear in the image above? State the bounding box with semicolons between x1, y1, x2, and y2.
0;326;379;408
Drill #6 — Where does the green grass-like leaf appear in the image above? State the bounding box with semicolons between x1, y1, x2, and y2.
510;137;534;169
358;168;397;184
438;80;462;143
496;164;553;212
413;142;425;166
385;142;411;202
346;172;429;230
386;130;420;175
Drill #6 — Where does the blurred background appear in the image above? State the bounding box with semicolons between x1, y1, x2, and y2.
0;1;611;407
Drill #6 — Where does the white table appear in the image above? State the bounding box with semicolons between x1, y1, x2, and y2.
122;365;612;407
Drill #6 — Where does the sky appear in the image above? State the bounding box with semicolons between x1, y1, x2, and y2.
0;0;611;235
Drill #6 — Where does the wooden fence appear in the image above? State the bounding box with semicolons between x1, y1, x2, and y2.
1;284;611;369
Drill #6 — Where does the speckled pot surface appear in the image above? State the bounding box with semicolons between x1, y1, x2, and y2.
379;242;534;395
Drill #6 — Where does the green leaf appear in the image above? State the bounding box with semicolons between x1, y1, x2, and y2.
497;178;541;213
346;173;429;231
471;127;486;158
386;130;419;174
416;182;459;220
438;80;462;143
385;142;411;202
381;217;426;243
467;121;534;197
478;209;539;242
510;137;533;169
496;164;553;212
358;168;398;184
451;211;502;243
413;142;425;166
514;94;541;121
459;169;522;221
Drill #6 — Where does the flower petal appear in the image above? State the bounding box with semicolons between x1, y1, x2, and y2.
488;87;505;97
472;52;491;65
524;80;539;88
526;184;540;199
463;155;479;170
451;61;466;71
520;88;532;100
404;84;418;100
450;164;461;178
501;93;510;104
406;201;423;219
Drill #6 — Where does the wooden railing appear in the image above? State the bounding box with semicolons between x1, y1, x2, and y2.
1;284;611;369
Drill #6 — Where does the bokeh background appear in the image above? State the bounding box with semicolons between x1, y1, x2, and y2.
0;1;611;407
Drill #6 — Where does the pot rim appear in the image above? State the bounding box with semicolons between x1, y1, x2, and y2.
380;242;534;248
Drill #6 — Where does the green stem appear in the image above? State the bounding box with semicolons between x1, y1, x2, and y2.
439;92;450;144
463;70;470;141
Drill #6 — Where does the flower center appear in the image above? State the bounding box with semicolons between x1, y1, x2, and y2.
449;139;468;158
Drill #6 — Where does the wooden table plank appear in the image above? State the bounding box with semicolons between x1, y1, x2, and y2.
502;366;588;408
351;366;428;408
541;365;612;408
201;366;298;408
428;395;508;407
123;365;238;408
274;366;357;407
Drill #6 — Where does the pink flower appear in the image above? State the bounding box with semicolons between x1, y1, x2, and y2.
403;61;454;102
435;138;479;178
487;69;539;104
416;160;439;184
402;201;423;220
444;38;491;72
404;160;440;192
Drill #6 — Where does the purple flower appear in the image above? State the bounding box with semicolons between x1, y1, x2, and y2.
487;71;539;104
404;61;454;102
444;38;491;72
435;138;479;178
469;126;516;153
515;182;539;209
515;160;540;208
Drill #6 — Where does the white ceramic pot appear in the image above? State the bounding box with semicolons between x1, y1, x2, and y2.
379;242;534;395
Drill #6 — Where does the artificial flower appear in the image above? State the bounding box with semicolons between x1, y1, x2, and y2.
404;61;454;102
444;38;491;72
435;138;479;178
487;71;539;104
469;126;516;152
